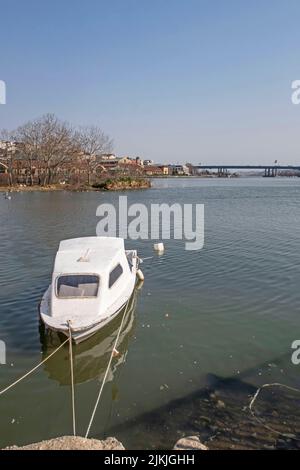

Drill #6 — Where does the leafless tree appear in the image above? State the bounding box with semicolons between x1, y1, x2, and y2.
75;126;113;185
1;116;113;186
11;114;77;186
37;114;78;185
14;120;42;185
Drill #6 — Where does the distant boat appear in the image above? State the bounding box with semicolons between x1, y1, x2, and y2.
4;192;11;200
39;237;141;343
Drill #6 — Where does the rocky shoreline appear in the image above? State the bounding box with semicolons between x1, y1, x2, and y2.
92;177;151;191
0;177;151;193
2;379;300;450
3;435;208;451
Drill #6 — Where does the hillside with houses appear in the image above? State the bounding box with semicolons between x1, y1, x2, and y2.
0;115;191;189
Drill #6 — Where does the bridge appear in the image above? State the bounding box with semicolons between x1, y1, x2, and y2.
194;164;300;177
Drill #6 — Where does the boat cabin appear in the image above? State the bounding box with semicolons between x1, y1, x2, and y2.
50;237;133;320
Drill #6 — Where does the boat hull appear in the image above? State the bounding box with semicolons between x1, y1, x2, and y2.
39;286;136;344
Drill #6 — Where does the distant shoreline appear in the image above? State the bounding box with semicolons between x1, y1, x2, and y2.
0;177;152;193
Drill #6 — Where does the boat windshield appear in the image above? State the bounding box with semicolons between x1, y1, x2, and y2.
57;274;99;298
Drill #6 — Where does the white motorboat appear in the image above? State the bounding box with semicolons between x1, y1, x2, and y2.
39;236;141;343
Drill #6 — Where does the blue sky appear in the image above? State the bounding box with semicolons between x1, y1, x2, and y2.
1;0;300;164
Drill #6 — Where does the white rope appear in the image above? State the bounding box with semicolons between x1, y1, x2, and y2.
0;337;69;397
85;297;131;438
139;256;154;262
68;321;76;437
249;382;300;438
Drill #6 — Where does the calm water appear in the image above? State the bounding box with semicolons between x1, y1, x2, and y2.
0;177;300;449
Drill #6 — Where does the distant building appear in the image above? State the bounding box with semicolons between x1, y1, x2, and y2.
155;164;169;175
97;157;120;169
168;164;190;176
143;159;154;166
135;156;143;166
0;140;22;174
186;163;196;175
99;153;117;160
144;165;169;176
118;156;136;165
0;140;21;156
144;166;162;176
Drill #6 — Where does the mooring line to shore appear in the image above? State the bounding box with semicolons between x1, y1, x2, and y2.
249;382;300;438
0;338;69;397
68;321;76;437
85;297;131;439
0;296;132;440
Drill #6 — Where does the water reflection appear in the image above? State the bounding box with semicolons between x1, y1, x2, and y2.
40;291;138;385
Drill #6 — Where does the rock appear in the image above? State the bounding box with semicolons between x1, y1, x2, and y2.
173;436;209;451
199;415;212;424
3;436;125;451
283;433;297;440
209;425;218;432
216;400;226;409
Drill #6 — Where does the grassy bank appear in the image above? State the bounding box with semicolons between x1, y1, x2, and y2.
0;177;151;193
92;176;151;190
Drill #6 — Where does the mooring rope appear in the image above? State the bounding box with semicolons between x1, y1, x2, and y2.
0;263;144;438
249;382;300;438
0;337;69;397
68;321;76;437
85;297;131;438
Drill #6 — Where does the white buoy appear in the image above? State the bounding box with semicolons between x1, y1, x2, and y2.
154;242;164;252
137;269;145;281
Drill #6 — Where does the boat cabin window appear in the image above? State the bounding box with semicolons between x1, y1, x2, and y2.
109;264;123;288
57;275;99;298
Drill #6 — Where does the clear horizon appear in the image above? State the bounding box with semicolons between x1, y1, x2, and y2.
1;0;300;165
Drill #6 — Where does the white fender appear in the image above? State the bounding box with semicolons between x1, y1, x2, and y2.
154;242;164;252
137;269;145;281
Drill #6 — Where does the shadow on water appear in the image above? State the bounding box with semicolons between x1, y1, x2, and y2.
104;354;300;450
39;291;138;386
39;300;300;450
38;287;300;450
